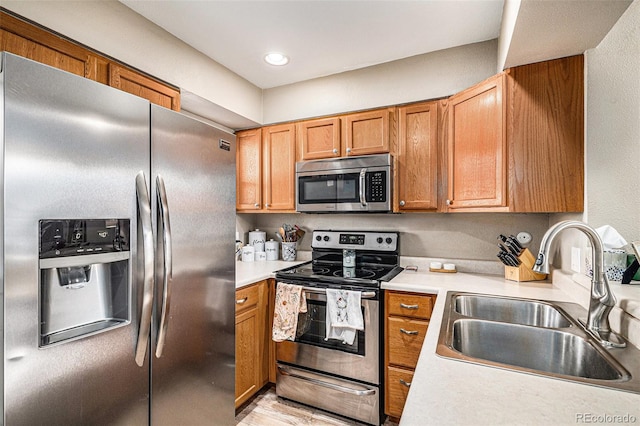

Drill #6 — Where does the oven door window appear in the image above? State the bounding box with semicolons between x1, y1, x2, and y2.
296;298;365;355
298;173;360;205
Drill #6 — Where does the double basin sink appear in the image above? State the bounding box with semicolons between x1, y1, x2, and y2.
436;292;640;393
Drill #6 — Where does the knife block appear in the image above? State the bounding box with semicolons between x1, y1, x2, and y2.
504;248;547;282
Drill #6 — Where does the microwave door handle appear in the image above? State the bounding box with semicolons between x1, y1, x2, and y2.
359;168;367;207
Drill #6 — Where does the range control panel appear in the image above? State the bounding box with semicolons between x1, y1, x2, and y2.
311;230;398;252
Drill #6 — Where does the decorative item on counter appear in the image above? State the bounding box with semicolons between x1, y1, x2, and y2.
429;261;457;273
622;240;640;284
497;234;547;282
282;242;297;261
279;224;304;261
241;245;255;262
265;239;279;261
255;251;267;261
585;225;630;283
249;229;266;252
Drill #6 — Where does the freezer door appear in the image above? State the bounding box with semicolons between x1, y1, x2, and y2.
1;53;151;424
150;105;236;425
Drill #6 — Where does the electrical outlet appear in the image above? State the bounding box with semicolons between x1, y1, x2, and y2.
571;247;581;273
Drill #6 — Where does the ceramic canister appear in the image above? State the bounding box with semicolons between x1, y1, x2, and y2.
249;229;266;252
265;239;279;261
241;245;255;262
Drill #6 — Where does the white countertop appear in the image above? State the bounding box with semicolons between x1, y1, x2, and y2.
235;259;640;425
235;259;307;288
384;267;640;426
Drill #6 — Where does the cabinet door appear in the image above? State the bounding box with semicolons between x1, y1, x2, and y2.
387;317;429;369
297;117;341;160
235;305;260;408
386;366;414;419
263;123;296;211
447;74;506;210
343;108;395;156
109;64;180;111
397;102;439;211
236;129;263;211
0;12;105;81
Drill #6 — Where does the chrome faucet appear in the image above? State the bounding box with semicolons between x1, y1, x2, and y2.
533;220;626;348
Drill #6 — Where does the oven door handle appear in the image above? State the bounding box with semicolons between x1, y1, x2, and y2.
301;286;376;299
359;168;367;207
277;366;376;396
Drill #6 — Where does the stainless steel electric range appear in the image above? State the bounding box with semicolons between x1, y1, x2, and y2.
274;230;402;426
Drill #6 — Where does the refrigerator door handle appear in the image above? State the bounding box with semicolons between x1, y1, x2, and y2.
155;174;173;358
135;171;155;367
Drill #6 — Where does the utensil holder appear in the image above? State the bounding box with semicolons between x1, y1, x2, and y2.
504;248;547;282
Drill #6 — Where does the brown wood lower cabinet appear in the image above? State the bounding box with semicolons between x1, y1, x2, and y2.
235;280;269;409
385;291;436;419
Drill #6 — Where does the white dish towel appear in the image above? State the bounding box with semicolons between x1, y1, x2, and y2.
325;289;364;345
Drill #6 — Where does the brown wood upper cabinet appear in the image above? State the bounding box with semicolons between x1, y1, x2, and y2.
1;11;180;111
263;124;296;211
342;108;395;157
236;125;296;212
446;55;584;212
297;108;394;161
396;101;439;211
236;128;263;211
297;117;341;160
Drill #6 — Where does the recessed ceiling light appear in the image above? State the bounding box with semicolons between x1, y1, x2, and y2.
264;52;289;66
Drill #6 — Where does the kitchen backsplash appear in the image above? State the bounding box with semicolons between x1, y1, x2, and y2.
237;213;552;263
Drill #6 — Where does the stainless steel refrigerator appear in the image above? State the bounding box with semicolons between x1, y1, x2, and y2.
0;52;236;425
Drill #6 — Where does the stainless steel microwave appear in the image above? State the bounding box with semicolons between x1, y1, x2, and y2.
296;154;392;213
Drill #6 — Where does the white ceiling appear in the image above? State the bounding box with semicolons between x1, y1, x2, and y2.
120;0;505;89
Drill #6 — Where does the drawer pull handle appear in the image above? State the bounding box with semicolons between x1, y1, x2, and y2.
400;328;419;335
399;379;412;387
236;297;248;304
400;303;419;310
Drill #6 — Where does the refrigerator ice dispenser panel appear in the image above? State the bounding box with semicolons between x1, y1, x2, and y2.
38;219;131;347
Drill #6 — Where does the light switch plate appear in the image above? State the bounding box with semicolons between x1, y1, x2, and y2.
571;247;581;273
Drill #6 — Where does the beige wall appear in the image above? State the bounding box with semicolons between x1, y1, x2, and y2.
585;0;640;242
262;40;497;124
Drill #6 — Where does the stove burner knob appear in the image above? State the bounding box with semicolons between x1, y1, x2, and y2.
376;237;383;244
385;237;393;244
315;235;322;241
323;235;330;242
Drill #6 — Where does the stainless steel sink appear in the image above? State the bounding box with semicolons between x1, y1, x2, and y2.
454;294;572;328
437;292;640;394
452;319;626;380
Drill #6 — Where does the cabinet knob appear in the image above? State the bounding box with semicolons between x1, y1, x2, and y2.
446;199;453;206
399;200;406;207
346;147;352;153
400;328;419;336
332;148;338;154
399;379;412;388
265;203;270;208
254;203;260;208
236;297;248;305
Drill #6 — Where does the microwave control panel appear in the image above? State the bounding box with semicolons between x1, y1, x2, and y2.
366;171;387;202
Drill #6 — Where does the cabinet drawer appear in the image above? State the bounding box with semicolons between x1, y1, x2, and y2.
387;292;435;319
236;283;260;314
387;316;428;368
386;366;414;418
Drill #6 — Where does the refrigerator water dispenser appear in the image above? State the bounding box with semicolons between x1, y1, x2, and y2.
39;219;131;347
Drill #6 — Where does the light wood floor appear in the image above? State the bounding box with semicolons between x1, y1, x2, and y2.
236;386;399;426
